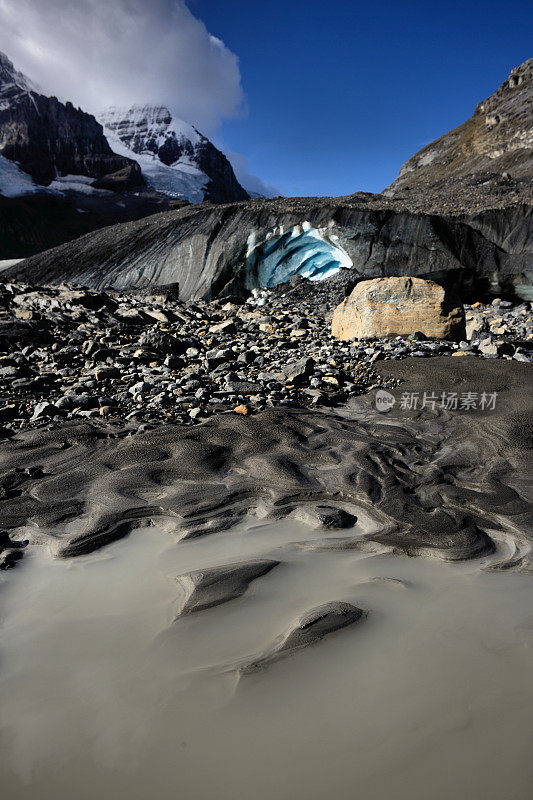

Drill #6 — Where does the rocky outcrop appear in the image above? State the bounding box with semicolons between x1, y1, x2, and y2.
387;59;533;195
91;164;146;192
332;277;466;341
8;195;533;300
0;52;139;186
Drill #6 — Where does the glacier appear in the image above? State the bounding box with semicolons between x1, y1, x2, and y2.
247;223;353;288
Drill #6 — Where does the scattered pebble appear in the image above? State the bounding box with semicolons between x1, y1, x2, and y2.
0;278;530;436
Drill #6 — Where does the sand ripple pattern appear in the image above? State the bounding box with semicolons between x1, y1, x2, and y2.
0;401;531;571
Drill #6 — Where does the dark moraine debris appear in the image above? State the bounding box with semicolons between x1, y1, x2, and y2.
242;601;365;673
291;505;357;529
371;520;496;562
175;559;280;615
0;529;28;570
8;197;533;301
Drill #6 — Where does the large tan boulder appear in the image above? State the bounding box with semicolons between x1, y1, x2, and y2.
331;277;465;341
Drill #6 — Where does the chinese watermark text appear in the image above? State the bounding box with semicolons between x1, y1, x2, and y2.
398;391;498;411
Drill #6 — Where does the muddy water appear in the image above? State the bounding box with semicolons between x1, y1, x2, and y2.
0;521;532;800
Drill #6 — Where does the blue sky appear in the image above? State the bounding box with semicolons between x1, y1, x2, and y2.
191;0;532;196
1;1;530;198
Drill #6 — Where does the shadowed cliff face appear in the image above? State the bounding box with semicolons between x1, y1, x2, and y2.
0;53;138;186
8;196;533;300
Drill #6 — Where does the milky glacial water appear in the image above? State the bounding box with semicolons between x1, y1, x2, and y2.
0;521;532;800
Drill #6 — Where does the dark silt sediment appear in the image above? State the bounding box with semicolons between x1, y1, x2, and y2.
1;357;531;573
175;559;280;615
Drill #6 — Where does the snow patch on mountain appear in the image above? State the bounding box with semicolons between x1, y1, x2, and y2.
0;155;39;197
48;174;113;196
0;157;117;199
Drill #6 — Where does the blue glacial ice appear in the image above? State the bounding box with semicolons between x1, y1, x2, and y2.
247;224;353;288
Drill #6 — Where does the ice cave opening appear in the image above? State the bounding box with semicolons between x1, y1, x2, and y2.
249;224;353;288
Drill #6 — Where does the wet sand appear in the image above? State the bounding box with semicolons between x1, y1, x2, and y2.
1;521;532;800
0;357;531;799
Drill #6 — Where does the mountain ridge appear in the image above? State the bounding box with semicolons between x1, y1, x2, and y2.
0;51;249;205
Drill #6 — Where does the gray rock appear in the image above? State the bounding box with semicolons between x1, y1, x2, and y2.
292;505;357;529
30;402;59;420
209;319;237;335
129;381;152;395
0;365;19;379
282;356;315;384
224;380;262;394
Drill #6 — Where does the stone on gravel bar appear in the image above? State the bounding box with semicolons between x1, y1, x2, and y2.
332;277;466;341
30;402;59;420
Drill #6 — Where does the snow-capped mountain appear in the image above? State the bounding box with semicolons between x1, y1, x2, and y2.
0;52;183;258
0;52;252;258
100;104;249;204
0;51;249;205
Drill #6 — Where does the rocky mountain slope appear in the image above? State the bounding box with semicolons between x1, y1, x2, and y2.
100;105;249;204
0;52;140;187
387;59;533;195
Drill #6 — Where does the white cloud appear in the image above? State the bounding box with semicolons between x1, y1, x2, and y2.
0;0;245;135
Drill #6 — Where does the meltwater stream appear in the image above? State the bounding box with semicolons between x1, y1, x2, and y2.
0;521;532;800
